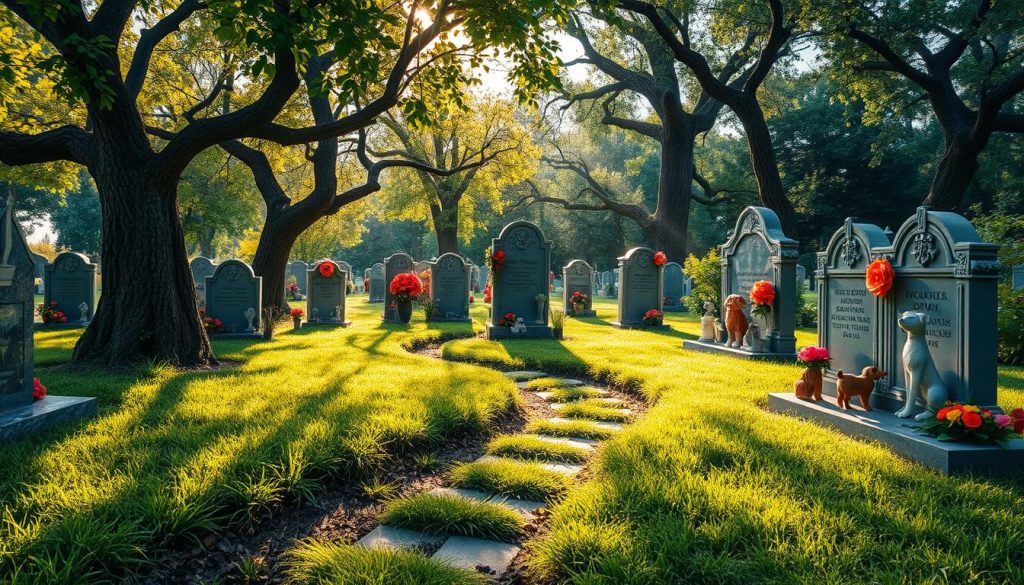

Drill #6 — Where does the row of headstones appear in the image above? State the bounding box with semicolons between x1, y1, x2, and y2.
375;253;475;323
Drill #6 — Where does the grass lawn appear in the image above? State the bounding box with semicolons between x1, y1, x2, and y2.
1;296;515;582
445;297;1024;584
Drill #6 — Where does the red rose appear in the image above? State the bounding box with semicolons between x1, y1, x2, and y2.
865;258;894;298
962;411;982;429
653;251;667;266
319;262;336;278
936;406;952;420
749;280;775;306
33;377;46;400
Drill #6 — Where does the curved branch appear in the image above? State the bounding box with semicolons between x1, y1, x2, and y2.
125;0;208;100
0;126;93;166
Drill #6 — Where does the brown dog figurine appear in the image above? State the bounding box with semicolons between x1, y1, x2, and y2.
794;368;822;401
836;366;887;411
723;294;749;348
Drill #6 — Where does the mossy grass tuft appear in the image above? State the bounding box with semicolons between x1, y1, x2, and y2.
523;377;578;390
285;540;486;585
556;401;631;422
525;419;618;441
449;459;571;502
486;434;590;463
380;493;524;543
542;386;606;402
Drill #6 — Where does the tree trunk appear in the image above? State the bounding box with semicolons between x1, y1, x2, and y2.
199;226;215;258
651;120;696;262
429;199;460;255
732;98;798;239
252;209;308;313
922;130;984;210
73;166;214;366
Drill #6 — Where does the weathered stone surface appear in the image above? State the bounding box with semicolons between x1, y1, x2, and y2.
205;259;262;336
430;253;471;322
502;370;547;381
0;396;98;443
368;263;385;302
432;536;520;575
530;434;597;449
486;222;553;339
489;495;548;518
662;262;685;312
562;260;595;317
44;251;97;325
383;252;414;322
546;417;622;431
304;260;351;327
190;257;217;309
288;261;309;295
356;526;445;550
614;247;663;328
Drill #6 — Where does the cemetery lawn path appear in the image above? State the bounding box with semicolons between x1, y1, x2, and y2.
444;297;1024;584
1;298;514;582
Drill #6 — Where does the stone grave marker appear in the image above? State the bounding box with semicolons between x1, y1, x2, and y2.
368;263;386;302
662;262;685;312
486;221;553;339
430;253;471;322
1;199;96;442
305;260;351;326
611;269;619;298
613;248;664;328
43;252;97;327
30;253;46;294
478;264;489;289
562;260;595;317
683;206;798;359
815;218;892;399
190;256;217;309
470;264;481;293
1013;265;1024;289
288;261;309;296
205;259;262;337
383;253;415;322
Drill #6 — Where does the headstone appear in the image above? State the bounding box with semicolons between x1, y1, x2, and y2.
478;264;489;289
613;248;664;328
796;264;807;287
611;269;619;298
815;218;892;399
1;201;96;442
383;253;415;322
469;265;481;293
430;253;471;322
368;263;386;303
562;260;595;317
205;259;262;336
683;206;798;359
30;253;46;294
288;261;309;296
304;260;351;326
1013;265;1024;289
486;221;553;339
190;256;217;309
601;271;612;297
662;262;685;312
43;252;97;327
337;261;353;278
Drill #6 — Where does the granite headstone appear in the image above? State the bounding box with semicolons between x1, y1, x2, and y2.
368;263;386;302
305;260;350;326
662;261;685;312
205;259;262;336
43;252;97;326
288;261;309;295
613;248;663;328
430;253;471;322
190;256;217;309
562;260;595;317
383;253;415;322
486;221;553;339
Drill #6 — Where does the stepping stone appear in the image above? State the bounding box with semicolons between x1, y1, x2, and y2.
357;525;445;550
546;417;623;431
503;370;547;381
475;455;581;476
429;487;493;502
549;403;631;415
489;495;547;519
531;434;598;449
432;535;520;576
595;397;626;405
533;388;609;401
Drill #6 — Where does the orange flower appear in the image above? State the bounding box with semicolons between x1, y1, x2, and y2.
749;280;775;306
962;411;983;429
318;262;335;278
936;406;952;420
865;258;894;298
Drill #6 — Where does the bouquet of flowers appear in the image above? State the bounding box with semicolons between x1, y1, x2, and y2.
570;290;588;314
488;248;506;276
499;312;516;326
866;258;895;297
37;302;68;324
483;284;492;303
33;377;46;400
289;308;304;318
202;315;223;333
796;346;831;369
643;309;664;326
287;282;300;294
653;251;667;266
749;280;775;320
469;293;475;304
389;273;423;302
919;403;1018;445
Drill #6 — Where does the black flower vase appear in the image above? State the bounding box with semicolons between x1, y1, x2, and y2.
397;299;413;324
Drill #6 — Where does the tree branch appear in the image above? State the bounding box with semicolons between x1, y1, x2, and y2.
0;126;93;166
125;0;208;100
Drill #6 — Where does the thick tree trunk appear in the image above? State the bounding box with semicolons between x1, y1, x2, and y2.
73;166;214;366
732;99;798;239
199;227;215;258
429;199;460;255
252;209;308;313
922;130;985;211
652;121;696;261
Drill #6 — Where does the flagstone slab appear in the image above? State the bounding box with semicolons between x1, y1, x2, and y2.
432;536;520;576
475;455;581;476
502;370;547;381
489;495;548;519
356;525;446;550
531;434;597;449
429;487;493;502
545;417;623;431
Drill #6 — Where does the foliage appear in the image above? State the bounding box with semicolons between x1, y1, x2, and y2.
918;403;1018;446
973;207;1024;364
178;148;262;258
683;249;722;313
525;419;617;441
380;493;524;543
449;459;571;502
285;541;486;585
486;434;589;463
48;171;101;255
642;309;663;326
997;285;1024;365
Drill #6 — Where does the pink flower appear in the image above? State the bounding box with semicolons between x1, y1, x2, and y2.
994;414;1012;428
797;346;830;362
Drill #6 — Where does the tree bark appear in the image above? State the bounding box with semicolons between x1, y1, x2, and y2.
732;99;798;238
428;189;461;255
252;214;304;314
652;118;696;261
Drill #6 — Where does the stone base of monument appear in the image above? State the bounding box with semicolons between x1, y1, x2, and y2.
432;317;472;323
302;321;352;328
767;392;1024;475
33;321;87;330
485;325;553;340
0;395;97;443
683;339;795;361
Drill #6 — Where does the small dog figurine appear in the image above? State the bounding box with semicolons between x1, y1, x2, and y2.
794;368;822;401
723;294;749;348
836;366;886;411
896;311;949;420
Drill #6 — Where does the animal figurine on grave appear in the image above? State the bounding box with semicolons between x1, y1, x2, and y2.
896;311;949;420
794;366;823;401
723;294;749;348
836;366;887;411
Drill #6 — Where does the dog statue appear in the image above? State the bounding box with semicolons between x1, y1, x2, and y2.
896;311;949;420
836;366;886;411
723;294;749;348
794;367;823;401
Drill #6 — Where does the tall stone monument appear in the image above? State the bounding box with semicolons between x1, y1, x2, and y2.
486;221;553;339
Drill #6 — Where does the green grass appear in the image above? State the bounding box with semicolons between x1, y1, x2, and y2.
541;386;606;402
380;493;524;543
523;377;578;390
449;459;571;502
525;419;619;441
444;297;1024;584
285;540;486;585
556;401;631;423
1;299;515;581
486;435;590;463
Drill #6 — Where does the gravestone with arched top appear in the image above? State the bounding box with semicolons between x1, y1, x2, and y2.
614;248;664;328
205;259;262;337
430;253;471;322
383;253;415;322
486;222;552;339
562;260;595;317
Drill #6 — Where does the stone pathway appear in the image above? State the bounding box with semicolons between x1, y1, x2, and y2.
354;369;632;580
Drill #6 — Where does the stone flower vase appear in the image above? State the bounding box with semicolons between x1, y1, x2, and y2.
397;299;413;324
292;316;302;329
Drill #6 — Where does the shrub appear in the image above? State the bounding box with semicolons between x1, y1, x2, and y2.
683;249;721;313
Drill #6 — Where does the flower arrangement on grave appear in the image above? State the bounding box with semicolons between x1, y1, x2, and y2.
36;301;67;324
33;377;46;401
918;402;1019;445
469;293;475;304
483;283;492;303
418;270;432;300
499;312;517;326
794;346;830;401
201;313;223;333
318;261;336;278
653;251;667;266
286;282;300;298
289;307;304;328
749;280;775;320
643;309;664;326
1010;408;1024;435
389;273;423;302
570;291;588;315
488;248;506;277
865;258;895;298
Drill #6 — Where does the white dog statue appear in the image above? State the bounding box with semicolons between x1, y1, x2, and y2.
896;311;949;420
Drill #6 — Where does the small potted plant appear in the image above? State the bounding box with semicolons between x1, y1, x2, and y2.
389;272;423;324
569;291;588;316
550;308;565;339
794;346;831;400
290;307;304;329
642;309;664;327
